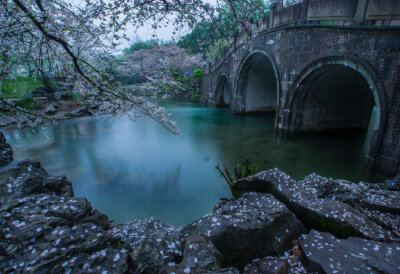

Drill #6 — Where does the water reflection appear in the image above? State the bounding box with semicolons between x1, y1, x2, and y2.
1;101;385;226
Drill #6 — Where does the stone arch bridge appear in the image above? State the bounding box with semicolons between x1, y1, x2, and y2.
201;0;400;176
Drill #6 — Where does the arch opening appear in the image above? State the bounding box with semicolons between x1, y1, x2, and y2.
238;52;278;112
290;63;380;159
216;75;231;107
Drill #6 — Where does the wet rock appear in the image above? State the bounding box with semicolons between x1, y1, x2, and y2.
299;230;400;273
0;161;130;273
0;160;73;202
385;174;400;191
70;107;92;117
244;258;289;274
235;169;391;241
0;132;13;165
160;235;223;274
45;103;59;115
110;217;179;251
183;192;306;268
31;86;48;97
131;229;184;273
301;173;400;215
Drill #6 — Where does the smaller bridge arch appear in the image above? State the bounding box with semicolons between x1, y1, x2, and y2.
283;56;385;165
215;73;231;107
233;51;280;113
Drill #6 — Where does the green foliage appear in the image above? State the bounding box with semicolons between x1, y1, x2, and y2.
216;159;260;197
190;94;201;102
1;76;44;99
122;39;160;55
193;69;204;80
206;38;233;60
14;96;42;111
63;112;71;117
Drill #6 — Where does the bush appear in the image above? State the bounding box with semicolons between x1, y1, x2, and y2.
216;159;260;198
193;69;204;81
14;96;42;111
1;76;45;99
190;94;201;102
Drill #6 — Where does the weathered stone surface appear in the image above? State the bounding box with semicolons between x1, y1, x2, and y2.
385;173;400;191
0;161;130;273
183;192;306;268
0;132;13;165
0;160;74;202
299;230;400;273
160;235;223;274
110;217;179;251
301;173;400;215
131;229;184;273
70;107;92;117
45;103;59;115
202;23;400;177
244;258;289;274
235;169;391;241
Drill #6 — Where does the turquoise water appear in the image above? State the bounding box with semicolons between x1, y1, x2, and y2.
1;101;385;226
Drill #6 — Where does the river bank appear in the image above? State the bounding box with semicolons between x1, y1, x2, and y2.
1;160;399;273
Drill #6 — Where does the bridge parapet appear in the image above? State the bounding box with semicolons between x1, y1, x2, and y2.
205;0;400;75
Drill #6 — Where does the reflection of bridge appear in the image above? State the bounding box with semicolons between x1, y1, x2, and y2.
201;0;400;176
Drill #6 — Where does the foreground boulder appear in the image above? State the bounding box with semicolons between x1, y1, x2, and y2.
183;192;306;268
0;132;13;165
234;169;393;241
299;230;400;273
0;160;130;273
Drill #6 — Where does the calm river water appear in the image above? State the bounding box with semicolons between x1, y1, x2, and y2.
1;101;385;226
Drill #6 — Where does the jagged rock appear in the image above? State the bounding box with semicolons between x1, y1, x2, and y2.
235;169;391;241
110;217;180;251
301;174;400;215
244;258;289;274
385;174;400;191
0;132;13;165
0;160;130;272
299;230;400;273
31;86;48;97
131;229;184;273
70;107;92;117
160;235;223;274
183;192;306;268
45;103;59;115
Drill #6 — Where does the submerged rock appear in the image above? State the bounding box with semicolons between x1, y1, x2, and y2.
183;192;306;268
235;169;393;241
299;230;400;273
0;132;13;165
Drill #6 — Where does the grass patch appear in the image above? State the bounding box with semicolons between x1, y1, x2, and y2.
1;76;45;99
14;97;42;111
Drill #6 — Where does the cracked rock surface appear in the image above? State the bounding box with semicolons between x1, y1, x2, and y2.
1;161;399;273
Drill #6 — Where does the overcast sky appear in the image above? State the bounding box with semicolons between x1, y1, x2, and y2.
117;0;218;50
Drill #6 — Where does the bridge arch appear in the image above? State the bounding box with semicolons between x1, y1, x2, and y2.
234;51;280;113
215;73;231;107
284;57;386;164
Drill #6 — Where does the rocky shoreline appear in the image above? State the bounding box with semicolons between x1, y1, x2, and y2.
1;160;399;273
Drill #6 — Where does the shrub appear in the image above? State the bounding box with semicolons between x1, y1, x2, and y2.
216;159;260;198
190;94;201;102
193;69;204;81
14;96;42;111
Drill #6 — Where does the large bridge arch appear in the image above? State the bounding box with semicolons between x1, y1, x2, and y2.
283;57;386;165
215;73;231;107
233;51;280;113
